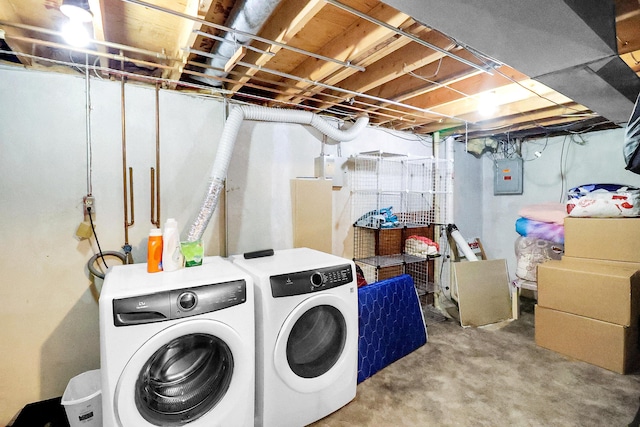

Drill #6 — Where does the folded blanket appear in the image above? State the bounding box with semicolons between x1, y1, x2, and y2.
566;184;640;217
405;235;439;257
515;217;564;244
514;236;564;281
518;202;567;225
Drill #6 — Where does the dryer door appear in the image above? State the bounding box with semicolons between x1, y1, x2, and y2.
114;319;251;427
273;294;357;393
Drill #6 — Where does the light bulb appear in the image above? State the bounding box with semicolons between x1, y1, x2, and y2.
477;91;498;117
62;21;90;47
60;0;93;23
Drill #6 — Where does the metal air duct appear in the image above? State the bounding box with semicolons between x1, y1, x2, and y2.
193;0;283;86
382;0;640;124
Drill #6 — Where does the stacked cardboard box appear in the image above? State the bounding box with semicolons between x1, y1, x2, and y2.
535;217;640;374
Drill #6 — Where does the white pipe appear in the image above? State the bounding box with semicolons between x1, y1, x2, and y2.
187;105;369;241
447;224;478;261
445;135;455;224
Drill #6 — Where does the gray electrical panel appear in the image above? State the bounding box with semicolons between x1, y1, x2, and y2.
494;158;523;195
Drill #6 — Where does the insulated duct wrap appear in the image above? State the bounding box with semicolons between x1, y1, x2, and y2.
195;0;284;86
187;105;369;241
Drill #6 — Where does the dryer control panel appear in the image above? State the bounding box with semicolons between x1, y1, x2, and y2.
113;279;246;326
270;264;353;297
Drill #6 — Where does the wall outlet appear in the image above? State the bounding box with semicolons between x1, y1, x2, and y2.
83;195;96;218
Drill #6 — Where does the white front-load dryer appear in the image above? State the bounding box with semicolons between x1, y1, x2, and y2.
99;256;254;427
232;247;358;427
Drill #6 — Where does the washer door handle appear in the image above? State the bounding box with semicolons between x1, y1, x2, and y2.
115;311;168;326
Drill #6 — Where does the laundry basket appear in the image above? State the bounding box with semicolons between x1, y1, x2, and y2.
61;369;102;427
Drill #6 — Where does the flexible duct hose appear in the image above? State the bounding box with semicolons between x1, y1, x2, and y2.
187;106;369;241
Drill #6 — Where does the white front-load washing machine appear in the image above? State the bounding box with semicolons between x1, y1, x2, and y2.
99;256;254;427
232;247;358;427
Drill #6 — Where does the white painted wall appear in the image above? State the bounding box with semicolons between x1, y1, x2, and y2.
452;141;483;239
3;65;635;425
0;67;435;423
476;128;640;280
226;122;436;256
0;67;225;424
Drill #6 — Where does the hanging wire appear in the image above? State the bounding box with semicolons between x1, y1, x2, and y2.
522;136;549;161
84;52;93;196
559;135;570;202
87;207;108;270
405;67;470;98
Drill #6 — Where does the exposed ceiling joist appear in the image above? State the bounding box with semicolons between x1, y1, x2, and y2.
0;0;638;140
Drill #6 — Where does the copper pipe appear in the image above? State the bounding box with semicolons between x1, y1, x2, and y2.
150;167;157;226
151;82;160;228
154;83;160;226
121;73;135;266
121;75;129;242
151;83;161;227
128;166;135;227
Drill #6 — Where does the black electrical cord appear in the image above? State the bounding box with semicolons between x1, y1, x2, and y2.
87;207;108;270
86;207;127;280
559;135;570;203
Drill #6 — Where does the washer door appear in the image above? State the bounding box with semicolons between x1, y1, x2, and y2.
273;294;356;393
114;319;250;426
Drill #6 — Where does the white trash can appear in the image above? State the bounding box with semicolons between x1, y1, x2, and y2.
61;369;102;427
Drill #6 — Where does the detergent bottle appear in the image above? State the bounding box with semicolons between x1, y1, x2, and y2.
162;218;184;272
147;228;163;273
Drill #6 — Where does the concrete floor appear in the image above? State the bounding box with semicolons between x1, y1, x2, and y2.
310;300;640;427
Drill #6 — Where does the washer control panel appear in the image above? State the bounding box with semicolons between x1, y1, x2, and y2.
113;279;246;326
270;264;353;298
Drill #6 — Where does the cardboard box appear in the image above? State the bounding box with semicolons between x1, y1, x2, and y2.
537;257;640;326
535;305;640;374
564;217;640;263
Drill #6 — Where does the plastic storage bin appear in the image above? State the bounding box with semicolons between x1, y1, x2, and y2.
61;369;102;426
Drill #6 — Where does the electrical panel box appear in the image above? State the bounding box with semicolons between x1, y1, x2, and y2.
315;155;347;187
314;155;335;178
494;157;523;195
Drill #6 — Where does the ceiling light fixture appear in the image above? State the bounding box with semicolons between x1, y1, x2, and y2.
477;91;499;117
60;0;93;23
61;21;90;47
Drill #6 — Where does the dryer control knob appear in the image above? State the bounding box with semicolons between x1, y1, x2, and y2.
310;272;324;287
178;292;197;311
